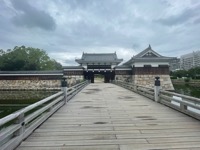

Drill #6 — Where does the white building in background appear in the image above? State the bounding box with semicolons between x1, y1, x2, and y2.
169;58;180;71
180;51;200;70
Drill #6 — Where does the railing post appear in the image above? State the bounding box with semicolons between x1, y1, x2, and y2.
134;85;137;92
14;113;25;137
61;77;68;104
180;103;187;112
154;76;160;102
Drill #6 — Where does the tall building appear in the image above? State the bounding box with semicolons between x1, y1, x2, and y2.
169;58;180;71
180;51;200;70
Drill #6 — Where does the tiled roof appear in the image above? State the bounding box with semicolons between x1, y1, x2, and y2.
75;52;123;64
134;44;163;58
124;45;176;65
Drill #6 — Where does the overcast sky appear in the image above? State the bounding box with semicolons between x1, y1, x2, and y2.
0;0;200;65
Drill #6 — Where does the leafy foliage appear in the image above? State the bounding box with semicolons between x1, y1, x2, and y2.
171;67;200;79
0;46;62;71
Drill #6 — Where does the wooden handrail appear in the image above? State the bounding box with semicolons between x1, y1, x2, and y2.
113;80;154;100
113;80;200;120
0;80;89;150
0;91;63;126
159;90;200;120
160;90;200;103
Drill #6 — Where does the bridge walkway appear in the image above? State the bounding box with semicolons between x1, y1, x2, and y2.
17;83;200;150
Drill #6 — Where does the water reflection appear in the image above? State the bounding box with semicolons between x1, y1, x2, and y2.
0;91;58;119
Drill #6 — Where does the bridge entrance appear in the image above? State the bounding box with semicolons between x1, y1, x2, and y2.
84;70;115;83
74;53;122;83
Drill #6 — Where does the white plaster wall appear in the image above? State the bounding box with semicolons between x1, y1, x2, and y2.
132;62;169;67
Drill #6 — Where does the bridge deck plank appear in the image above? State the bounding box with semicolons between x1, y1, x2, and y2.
16;83;200;150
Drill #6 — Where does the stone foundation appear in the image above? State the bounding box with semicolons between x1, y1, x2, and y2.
64;75;84;87
0;80;61;90
115;75;132;82
115;74;174;90
0;75;84;90
133;75;174;90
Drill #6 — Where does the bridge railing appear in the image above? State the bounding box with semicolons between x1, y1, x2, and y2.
159;90;200;120
0;80;89;150
112;80;154;100
113;80;200;120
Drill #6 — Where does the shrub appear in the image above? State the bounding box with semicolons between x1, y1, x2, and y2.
184;78;190;82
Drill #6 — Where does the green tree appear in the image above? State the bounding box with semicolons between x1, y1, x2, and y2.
0;46;62;71
171;70;188;78
188;67;200;79
171;67;200;79
0;49;5;55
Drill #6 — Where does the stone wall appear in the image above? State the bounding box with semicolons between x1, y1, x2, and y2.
133;75;174;90
0;80;61;90
115;74;174;90
115;75;132;82
0;75;84;90
64;75;84;87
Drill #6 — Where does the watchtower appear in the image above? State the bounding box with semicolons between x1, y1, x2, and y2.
75;52;123;83
123;45;175;90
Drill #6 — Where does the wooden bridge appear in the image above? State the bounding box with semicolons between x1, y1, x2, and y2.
1;81;200;150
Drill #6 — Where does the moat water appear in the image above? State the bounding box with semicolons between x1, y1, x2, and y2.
174;84;200;98
0;91;58;119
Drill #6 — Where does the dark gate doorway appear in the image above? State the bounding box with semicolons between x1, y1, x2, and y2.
84;71;115;83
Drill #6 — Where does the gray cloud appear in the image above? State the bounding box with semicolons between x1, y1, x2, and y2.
63;0;95;9
0;0;200;65
156;4;200;26
194;17;200;24
11;0;56;30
